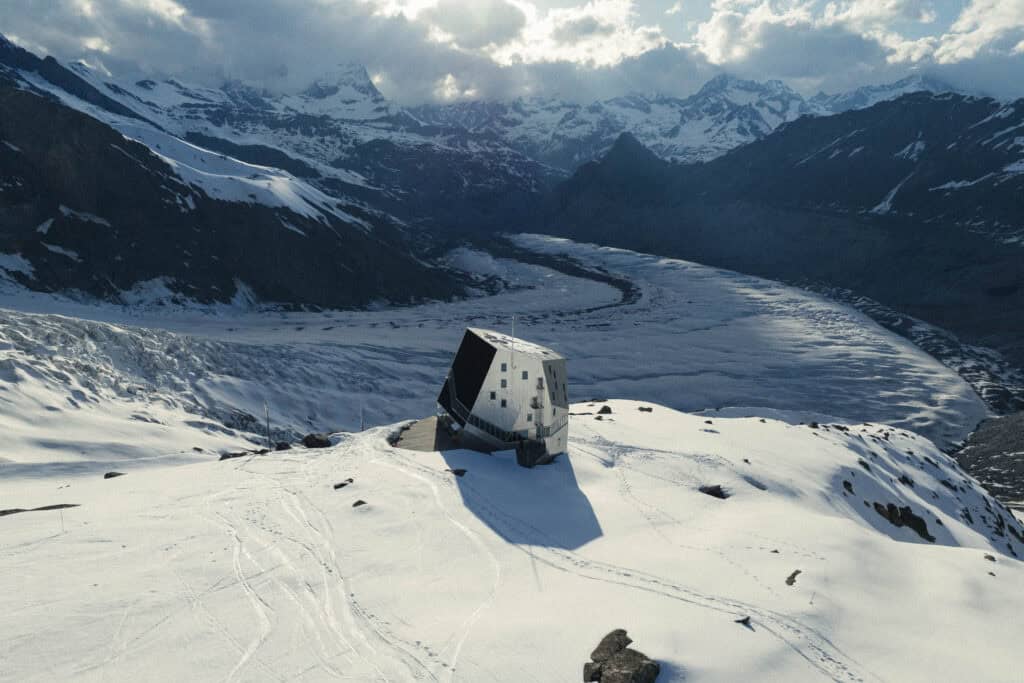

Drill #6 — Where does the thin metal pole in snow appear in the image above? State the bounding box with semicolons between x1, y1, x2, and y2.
264;400;271;450
360;404;365;432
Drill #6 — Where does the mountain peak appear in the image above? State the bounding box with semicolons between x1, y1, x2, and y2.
303;63;381;100
602;132;665;171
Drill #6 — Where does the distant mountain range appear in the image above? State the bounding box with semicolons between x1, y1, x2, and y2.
1;31;1013;324
543;92;1024;374
411;74;958;168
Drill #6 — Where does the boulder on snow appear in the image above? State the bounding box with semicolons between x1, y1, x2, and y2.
275;441;292;451
601;648;660;683
585;629;659;682
598;405;613;415
302;433;332;449
591;629;632;663
103;471;124;479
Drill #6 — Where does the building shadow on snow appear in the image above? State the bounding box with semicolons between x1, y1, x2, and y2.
439;448;602;550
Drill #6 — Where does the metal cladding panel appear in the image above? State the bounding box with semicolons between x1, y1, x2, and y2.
436;378;460;424
449;329;497;411
542;358;569;408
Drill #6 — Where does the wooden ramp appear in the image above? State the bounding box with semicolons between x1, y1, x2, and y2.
393;416;496;454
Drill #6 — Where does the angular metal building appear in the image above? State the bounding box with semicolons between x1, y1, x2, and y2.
437;328;569;465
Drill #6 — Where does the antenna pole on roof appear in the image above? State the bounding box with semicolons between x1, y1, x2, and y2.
511;314;516;370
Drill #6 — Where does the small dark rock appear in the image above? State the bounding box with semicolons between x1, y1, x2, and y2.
735;616;753;629
638;406;653;413
275;441;292;451
192;447;203;452
699;484;729;499
103;472;124;479
302;433;332;449
770;549;779;554
600;648;660;683
808;422;819;429
857;459;871;472
598;405;613;415
590;629;632;663
447;468;467;477
584;661;602;682
352;500;367;508
785;569;801;586
595;415;604;421
704;420;713;425
843;480;854;494
984;554;996;562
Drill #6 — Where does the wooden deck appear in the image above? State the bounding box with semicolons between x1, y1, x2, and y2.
393;416;496;454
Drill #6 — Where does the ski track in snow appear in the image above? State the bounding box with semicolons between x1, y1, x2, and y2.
383;444;875;683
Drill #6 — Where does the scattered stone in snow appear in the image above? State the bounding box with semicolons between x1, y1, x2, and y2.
584;629;659;683
786;569;802;586
334;478;354;490
809;422;820;429
638;406;653;412
858;459;872;472
352;499;367;508
590;630;632;663
103;472;124;479
302;433;331;448
447;468;467;477
699;484;729;499
704;420;713;425
192;447;203;452
274;441;291;451
873;502;936;542
843;480;855;494
984;554;996;562
734;616;753;629
598;405;613;415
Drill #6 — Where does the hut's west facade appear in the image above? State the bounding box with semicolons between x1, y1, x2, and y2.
437;328;569;462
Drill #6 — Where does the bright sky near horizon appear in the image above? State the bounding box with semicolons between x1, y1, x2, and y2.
2;1;1022;102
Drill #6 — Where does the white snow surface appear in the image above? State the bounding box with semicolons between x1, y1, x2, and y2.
1;401;1021;682
0;236;985;478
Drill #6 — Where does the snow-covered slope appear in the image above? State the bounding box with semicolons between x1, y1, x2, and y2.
810;75;955;114
0;235;986;476
1;401;1021;681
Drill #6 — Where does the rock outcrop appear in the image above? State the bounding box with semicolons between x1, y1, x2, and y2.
584;629;659;682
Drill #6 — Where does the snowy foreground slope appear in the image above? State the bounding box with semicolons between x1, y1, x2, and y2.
2;401;1022;682
0;236;987;476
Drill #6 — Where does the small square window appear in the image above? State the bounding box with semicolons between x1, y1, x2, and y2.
521;370;528;380
500;379;507;388
501;399;507;408
527;413;533;422
552;407;556;416
490;391;496;400
501;363;507;372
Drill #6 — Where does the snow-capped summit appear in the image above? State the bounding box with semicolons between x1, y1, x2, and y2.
302;63;381;100
278;64;392;120
812;74;957;113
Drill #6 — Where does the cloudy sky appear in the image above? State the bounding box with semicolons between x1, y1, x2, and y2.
2;0;1023;103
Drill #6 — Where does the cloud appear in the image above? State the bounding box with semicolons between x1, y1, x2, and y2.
0;0;1021;104
420;0;526;49
551;16;617;44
